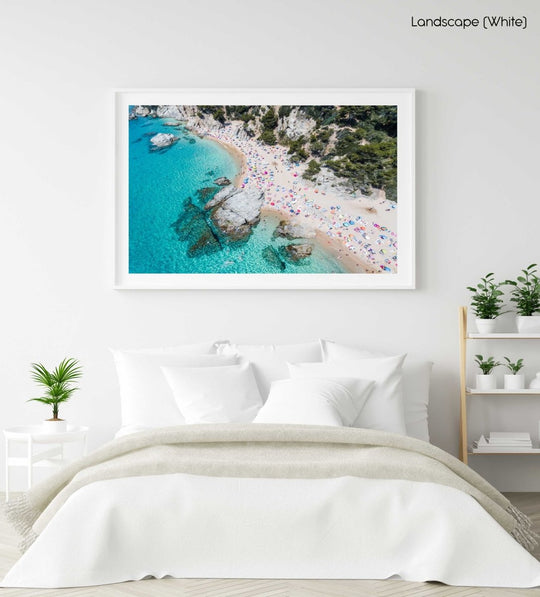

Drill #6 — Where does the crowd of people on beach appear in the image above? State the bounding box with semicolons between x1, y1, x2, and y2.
200;124;398;274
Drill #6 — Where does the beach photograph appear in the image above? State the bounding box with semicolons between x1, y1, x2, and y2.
127;103;400;277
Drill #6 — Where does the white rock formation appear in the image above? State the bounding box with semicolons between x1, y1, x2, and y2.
134;105;151;116
274;220;316;240
205;186;264;240
279;108;316;140
150;133;178;148
284;243;313;261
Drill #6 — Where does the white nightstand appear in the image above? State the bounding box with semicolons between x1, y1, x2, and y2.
4;425;88;501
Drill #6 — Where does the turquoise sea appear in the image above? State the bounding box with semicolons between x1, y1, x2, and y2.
128;115;346;274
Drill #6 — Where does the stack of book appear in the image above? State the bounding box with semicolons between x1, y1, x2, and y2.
473;432;534;453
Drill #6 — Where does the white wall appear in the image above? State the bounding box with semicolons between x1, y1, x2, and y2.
1;0;539;490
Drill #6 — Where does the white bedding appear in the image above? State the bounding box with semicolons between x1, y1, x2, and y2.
3;473;540;588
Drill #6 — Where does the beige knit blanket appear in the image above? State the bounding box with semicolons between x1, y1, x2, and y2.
6;424;537;553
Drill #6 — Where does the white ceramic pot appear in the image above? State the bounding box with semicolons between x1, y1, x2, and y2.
516;315;540;334
504;374;525;391
476;318;497;334
529;372;540;389
42;419;67;433
476;374;497;391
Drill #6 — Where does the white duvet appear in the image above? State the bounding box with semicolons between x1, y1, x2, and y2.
3;473;540;588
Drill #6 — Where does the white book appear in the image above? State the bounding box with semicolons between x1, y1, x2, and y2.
474;435;532;449
488;434;532;446
489;442;532;447
475;435;532;444
489;432;531;441
488;441;532;446
472;447;539;453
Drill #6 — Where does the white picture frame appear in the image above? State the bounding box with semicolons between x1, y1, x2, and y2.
115;88;415;289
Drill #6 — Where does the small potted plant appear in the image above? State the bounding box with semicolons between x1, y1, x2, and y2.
474;354;501;390
503;357;525;390
28;357;82;433
467;272;506;333
504;264;540;333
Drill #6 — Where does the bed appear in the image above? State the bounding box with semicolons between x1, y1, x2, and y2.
3;340;540;589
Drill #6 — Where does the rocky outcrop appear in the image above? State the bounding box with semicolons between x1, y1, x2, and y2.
278;107;316;140
171;200;221;257
262;246;286;271
187;229;221;257
156;105;198;120
134;105;151;117
283;243;313;262
204;184;236;210
214;177;231;186
197;187;217;201
274;220;316;240
150;133;178;148
204;185;264;241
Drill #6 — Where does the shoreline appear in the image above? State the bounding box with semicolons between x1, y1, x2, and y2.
182;120;398;274
207;135;248;187
261;207;374;274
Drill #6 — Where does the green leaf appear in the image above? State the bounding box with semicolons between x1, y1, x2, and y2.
28;397;54;405
30;363;54;387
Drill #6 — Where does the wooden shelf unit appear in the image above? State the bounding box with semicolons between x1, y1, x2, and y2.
459;306;540;464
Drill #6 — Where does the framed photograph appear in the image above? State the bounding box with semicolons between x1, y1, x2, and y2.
115;89;415;289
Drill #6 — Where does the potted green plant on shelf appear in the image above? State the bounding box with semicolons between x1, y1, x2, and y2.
467;273;506;333
474;354;501;390
28;357;82;433
503;357;525;390
504;264;540;333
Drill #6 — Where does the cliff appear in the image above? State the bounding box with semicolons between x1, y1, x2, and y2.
130;104;398;201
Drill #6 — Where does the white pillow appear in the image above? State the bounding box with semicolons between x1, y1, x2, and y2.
320;339;432;442
216;341;322;399
162;360;263;424
288;355;407;435
253;377;374;427
111;346;236;429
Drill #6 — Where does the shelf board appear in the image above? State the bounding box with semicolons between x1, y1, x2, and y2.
469;449;540;455
467;388;540;395
467;333;540;339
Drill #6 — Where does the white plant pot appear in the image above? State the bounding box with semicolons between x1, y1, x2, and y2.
516;315;540;334
504;374;525;391
42;419;67;433
476;374;497;391
529;372;540;389
476;318;497;334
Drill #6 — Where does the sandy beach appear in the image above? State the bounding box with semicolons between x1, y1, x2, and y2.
195;122;398;274
207;136;247;188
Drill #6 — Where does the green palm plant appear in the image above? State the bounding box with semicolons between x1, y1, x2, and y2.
28;358;82;420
